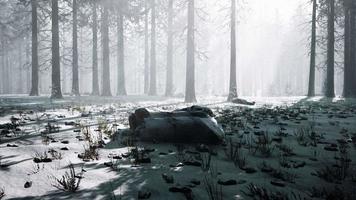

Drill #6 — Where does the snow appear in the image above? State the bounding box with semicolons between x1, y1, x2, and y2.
0;96;356;199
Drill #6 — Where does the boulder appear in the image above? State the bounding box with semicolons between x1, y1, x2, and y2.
128;106;224;144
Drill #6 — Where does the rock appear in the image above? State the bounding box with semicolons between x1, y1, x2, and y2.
6;144;18;147
293;161;306;169
169;186;192;200
270;180;286;187
104;162;113;167
244;167;257;174
113;155;122;160
159;152;168;156
162;173;174;184
272;137;283;143
190;179;200;185
131;106;224;144
136;157;151;164
324;146;338;152
183;161;201;167
170;163;184;168
261;166;274;173
138;190;151;199
64;121;76;126
218;179;237;186
24;181;32;188
61;140;69;144
33;157;52;163
60;147;69;151
237;180;247;185
121;152;131;158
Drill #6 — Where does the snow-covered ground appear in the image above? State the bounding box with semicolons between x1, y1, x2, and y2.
0;96;355;200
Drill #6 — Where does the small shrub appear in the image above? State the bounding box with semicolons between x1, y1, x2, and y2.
78;144;99;161
0;187;4;199
253;132;274;157
204;175;223;200
174;144;186;162
48;149;63;160
242;183;289;199
276;144;295;157
308;186;351;199
51;163;82;192
199;152;212;172
294;127;309;146
33;151;52;163
224;139;247;169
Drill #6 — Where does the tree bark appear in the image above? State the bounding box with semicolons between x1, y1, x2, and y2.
51;0;63;99
92;1;99;95
350;1;356;96
227;0;238;101
72;0;80;96
101;5;112;96
117;11;127;96
148;0;157;96
165;0;174;97
325;0;335;98
144;2;150;94
185;0;197;103
308;0;317;97
30;0;39;96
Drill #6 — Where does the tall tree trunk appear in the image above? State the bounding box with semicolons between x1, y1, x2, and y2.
30;0;39;96
144;2;150;94
101;5;112;96
51;0;63;98
0;39;3;94
165;0;174;97
344;0;351;97
117;11;127;96
4;46;10;94
227;0;238;101
72;0;80;96
350;1;356;96
325;0;335;98
92;1;99;95
308;0;317;97
185;0;196;103
148;0;157;95
51;0;62;97
18;41;23;94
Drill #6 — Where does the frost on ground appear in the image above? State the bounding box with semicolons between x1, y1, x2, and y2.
0;96;356;200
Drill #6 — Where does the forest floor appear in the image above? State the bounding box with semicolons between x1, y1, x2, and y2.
0;96;356;200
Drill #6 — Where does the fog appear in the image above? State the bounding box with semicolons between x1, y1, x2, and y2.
0;0;344;97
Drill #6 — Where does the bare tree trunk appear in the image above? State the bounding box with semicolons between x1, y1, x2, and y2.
350;1;356;96
0;39;3;94
117;11;127;96
144;2;150;94
18;41;23;94
51;0;62;98
227;0;238;101
165;0;174;97
101;5;112;96
308;0;317;97
92;1;99;95
30;0;39;96
148;0;157;96
72;0;80;96
325;0;335;98
185;0;196;103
